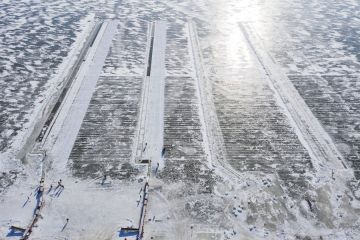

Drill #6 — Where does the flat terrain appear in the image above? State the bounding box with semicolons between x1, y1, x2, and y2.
1;1;360;240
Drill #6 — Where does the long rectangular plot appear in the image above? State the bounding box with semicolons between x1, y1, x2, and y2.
199;27;314;193
101;21;148;76
68;22;147;179
213;73;313;192
160;24;213;188
165;24;192;76
69;76;142;179
161;76;212;187
290;74;360;178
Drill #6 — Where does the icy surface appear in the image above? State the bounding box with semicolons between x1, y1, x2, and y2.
0;0;93;158
68;22;143;179
1;0;360;239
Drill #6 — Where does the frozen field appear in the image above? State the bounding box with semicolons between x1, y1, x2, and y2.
0;0;91;155
1;0;360;240
69;22;146;179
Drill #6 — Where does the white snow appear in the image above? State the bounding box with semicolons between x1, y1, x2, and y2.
1;1;360;239
44;20;118;173
142;22;167;171
0;14;96;172
239;22;349;177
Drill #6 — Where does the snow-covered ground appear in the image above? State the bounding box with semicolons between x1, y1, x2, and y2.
1;0;360;240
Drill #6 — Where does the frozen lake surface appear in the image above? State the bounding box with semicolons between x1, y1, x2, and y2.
1;0;360;239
